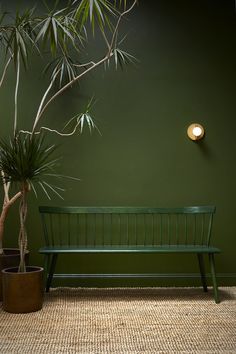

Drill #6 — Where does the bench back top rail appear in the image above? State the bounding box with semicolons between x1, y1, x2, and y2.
39;206;215;214
39;206;215;248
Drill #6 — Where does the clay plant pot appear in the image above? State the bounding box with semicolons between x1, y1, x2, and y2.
2;266;44;313
0;248;30;301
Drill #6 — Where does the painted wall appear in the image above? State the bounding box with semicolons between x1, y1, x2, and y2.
1;0;236;286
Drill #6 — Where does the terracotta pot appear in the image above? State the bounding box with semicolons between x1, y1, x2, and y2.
0;248;24;301
2;266;44;313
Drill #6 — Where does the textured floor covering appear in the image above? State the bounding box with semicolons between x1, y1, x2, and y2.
0;287;236;353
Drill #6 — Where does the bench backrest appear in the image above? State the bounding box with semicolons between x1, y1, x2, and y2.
39;206;215;248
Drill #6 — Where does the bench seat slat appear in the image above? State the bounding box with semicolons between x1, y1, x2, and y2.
39;245;220;254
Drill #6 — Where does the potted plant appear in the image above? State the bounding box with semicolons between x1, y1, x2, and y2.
0;0;137;313
0;134;64;312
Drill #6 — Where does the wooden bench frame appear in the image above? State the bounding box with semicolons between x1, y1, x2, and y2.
39;206;221;303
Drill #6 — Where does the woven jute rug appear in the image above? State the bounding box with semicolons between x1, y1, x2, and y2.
0;287;236;353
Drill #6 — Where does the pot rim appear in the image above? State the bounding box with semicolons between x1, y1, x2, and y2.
2;266;43;274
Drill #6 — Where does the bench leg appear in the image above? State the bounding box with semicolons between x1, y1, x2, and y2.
43;254;51;292
197;254;208;292
46;254;58;293
208;253;220;304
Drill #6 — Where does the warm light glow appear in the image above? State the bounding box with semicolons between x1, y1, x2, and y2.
192;126;202;137
187;123;205;141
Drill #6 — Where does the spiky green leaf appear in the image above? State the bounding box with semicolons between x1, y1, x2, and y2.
0;134;78;199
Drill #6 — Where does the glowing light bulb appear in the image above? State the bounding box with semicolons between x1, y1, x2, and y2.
192;126;202;137
187;123;205;141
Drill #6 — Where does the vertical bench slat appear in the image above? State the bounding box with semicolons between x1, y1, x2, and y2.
93;214;96;246
200;214;204;246
41;213;49;247
49;214;54;247
134;214;137;246
102;214;105;246
58;214;62;246
110;213;112;246
207;213;214;247
85;214;88;246
151;214;154;246
126;215;129;246
184;214;187;245
167;214;170;246
160;214;163;246
118;213;121;246
176;214;179;245
193;214;197;245
67;214;70;246
143;215;146;246
76;214;80;245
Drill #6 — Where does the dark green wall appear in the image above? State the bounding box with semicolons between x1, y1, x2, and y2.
1;0;236;286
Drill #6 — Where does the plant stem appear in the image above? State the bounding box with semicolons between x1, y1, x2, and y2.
0;55;13;89
32;69;60;138
18;184;28;273
14;50;20;137
0;186;22;255
107;0;137;58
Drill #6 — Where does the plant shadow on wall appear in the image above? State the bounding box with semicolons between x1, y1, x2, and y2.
0;0;137;313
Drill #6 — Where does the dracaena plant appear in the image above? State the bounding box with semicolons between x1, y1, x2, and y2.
0;135;73;271
0;0;137;270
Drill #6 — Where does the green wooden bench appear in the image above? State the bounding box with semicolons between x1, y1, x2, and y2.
38;206;221;303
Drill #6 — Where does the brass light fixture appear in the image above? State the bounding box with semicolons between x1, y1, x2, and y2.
187;123;205;141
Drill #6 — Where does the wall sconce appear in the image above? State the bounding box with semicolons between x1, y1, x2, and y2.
187;123;205;141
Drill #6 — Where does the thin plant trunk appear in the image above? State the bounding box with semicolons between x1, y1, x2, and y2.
0;178;22;255
14;50;20;137
18;184;28;272
0;203;11;255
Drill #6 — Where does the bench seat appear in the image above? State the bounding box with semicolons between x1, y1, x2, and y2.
39;245;220;254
